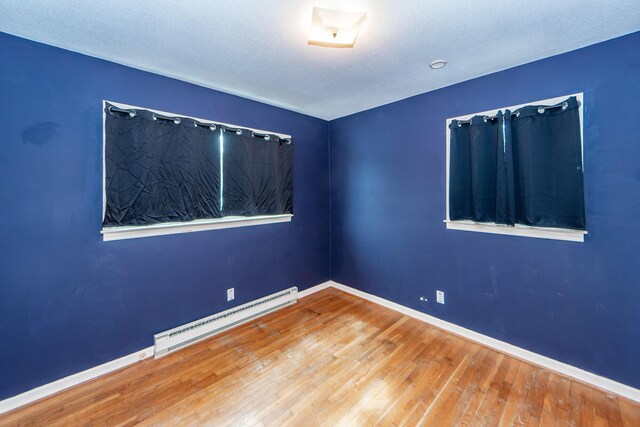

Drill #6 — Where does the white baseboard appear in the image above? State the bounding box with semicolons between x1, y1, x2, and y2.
298;281;333;299
321;280;640;403
0;346;154;415
0;282;333;414
3;279;638;416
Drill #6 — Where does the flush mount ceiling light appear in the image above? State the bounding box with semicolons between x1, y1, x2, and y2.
429;59;448;69
308;7;367;48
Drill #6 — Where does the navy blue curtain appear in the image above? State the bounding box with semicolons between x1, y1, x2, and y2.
449;114;505;223
449;119;473;220
222;128;293;217
449;96;585;230
510;96;585;229
103;103;221;226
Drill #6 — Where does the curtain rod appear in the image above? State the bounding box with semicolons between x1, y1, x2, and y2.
537;101;569;114
222;126;243;135
455;99;577;126
106;101;292;140
194;120;216;130
249;131;291;144
153;113;181;125
108;106;136;117
252;131;271;140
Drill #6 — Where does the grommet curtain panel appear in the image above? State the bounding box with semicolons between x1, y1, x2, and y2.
511;97;585;229
103;103;294;227
222;129;294;217
449;96;585;230
103;104;221;226
449;112;506;223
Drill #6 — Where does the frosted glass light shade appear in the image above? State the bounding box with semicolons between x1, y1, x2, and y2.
308;7;367;48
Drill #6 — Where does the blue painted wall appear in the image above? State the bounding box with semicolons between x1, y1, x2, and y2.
0;32;330;399
330;32;640;388
2;28;639;401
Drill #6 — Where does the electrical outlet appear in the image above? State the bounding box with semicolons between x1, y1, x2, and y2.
227;288;235;301
436;290;445;304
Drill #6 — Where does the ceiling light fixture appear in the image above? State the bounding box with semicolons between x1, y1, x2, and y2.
308;7;367;48
429;59;448;69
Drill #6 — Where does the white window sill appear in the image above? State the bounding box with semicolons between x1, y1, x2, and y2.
444;220;586;242
102;214;293;241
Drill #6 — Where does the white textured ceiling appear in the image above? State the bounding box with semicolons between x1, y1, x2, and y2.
1;1;639;120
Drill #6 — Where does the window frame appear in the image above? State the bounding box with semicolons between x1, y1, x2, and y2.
101;101;293;242
445;93;586;242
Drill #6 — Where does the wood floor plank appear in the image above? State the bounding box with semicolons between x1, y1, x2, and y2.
1;288;638;426
449;349;504;426
620;396;640;427
539;373;573;426
474;355;522;427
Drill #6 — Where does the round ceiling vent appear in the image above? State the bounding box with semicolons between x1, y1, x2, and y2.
429;59;448;69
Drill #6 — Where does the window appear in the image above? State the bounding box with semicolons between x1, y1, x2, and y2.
445;94;586;242
101;101;294;241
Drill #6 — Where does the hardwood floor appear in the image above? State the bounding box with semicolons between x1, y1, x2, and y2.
2;288;639;426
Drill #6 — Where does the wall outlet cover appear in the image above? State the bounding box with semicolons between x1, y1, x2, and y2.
436;290;445;304
227;288;235;301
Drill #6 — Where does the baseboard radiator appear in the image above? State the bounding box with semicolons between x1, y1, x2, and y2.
154;287;298;358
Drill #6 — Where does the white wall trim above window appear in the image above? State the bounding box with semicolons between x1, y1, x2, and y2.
102;214;293;241
445;93;585;243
